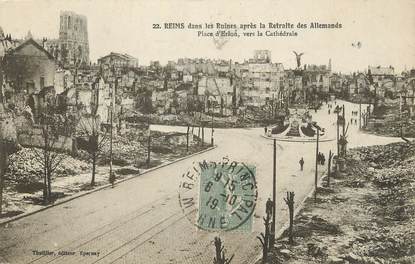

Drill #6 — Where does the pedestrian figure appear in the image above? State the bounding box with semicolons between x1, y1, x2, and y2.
328;109;331;114
321;154;325;165
264;127;267;134
299;157;304;171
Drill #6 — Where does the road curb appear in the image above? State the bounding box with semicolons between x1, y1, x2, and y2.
0;145;217;226
260;134;335;143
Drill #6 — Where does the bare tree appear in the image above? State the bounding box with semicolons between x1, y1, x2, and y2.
76;114;107;186
213;237;234;264
32;112;67;203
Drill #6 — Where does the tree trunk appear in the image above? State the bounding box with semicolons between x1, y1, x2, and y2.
289;205;294;244
43;151;48;203
327;150;332;186
91;152;96;186
147;130;151;168
186;126;189;152
0;146;7;215
47;167;52;198
201;125;204;147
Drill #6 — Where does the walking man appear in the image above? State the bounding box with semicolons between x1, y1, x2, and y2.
299;157;304;171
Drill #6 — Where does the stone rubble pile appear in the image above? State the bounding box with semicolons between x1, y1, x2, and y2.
6;147;89;187
356;142;415;168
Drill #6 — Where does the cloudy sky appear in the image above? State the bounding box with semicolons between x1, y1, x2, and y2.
0;0;414;73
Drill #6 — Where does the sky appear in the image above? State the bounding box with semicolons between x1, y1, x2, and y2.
0;0;414;73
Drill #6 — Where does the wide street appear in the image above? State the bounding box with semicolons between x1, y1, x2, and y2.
0;100;403;264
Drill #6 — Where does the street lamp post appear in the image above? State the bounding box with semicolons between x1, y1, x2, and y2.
201;122;204;147
336;110;340;156
359;102;362;129
186;124;189;152
399;93;403;137
270;138;277;246
342;104;346;136
109;80;115;185
211;112;214;146
314;126;319;202
146;115;151;167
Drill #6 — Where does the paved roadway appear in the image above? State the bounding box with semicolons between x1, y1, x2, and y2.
0;100;402;264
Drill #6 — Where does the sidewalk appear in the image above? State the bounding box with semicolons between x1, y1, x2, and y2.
254;159;330;263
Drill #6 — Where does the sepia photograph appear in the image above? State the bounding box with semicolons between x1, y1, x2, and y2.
0;0;414;263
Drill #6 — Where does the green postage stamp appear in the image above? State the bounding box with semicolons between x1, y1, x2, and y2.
179;158;258;232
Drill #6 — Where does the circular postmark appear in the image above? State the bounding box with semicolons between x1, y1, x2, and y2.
178;157;258;232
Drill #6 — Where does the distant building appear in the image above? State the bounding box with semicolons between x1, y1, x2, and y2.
0;27;20;103
150;61;161;69
368;66;396;97
237;51;284;106
252;50;271;63
303;64;331;94
98;52;138;68
349;73;369;95
368;65;395;81
59;11;89;65
197;76;235;115
3;38;56;94
329;73;345;94
3;38;56;119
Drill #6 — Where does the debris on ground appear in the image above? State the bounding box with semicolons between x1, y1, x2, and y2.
261;141;415;264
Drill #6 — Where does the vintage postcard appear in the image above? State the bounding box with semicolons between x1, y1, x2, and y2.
0;0;414;263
